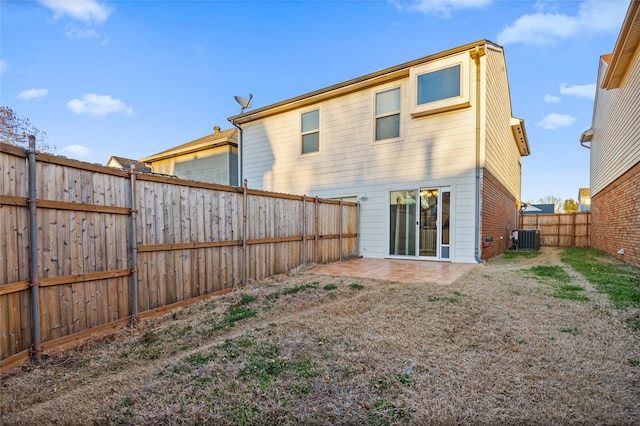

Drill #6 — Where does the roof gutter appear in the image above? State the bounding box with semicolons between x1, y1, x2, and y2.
228;39;495;125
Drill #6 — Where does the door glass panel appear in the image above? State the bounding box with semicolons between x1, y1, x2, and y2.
419;189;438;257
389;190;416;256
441;191;450;259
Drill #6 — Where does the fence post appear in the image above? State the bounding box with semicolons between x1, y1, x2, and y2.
26;135;41;360
339;200;343;261
242;179;248;285
302;195;307;265
314;197;319;263
129;164;139;324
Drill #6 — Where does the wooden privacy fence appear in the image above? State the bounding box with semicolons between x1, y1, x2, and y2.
519;213;589;247
0;142;358;372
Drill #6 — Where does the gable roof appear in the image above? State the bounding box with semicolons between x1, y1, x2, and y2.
107;156;152;173
140;127;238;163
601;0;640;89
228;39;498;125
228;39;529;156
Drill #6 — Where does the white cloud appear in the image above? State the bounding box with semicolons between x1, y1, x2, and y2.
66;94;134;117
544;94;561;103
560;83;596;99
65;26;99;40
536;113;576;130
16;88;49;100
65;26;109;44
0;60;7;74
391;0;493;18
38;0;111;25
497;0;628;46
62;144;92;157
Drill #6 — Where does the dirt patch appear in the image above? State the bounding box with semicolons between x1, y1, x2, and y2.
2;248;639;425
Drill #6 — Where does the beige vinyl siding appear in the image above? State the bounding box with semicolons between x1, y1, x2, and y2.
242;74;479;261
591;52;640;195
150;146;237;185
483;46;522;200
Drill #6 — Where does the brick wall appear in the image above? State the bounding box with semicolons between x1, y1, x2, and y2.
481;168;519;260
590;161;640;266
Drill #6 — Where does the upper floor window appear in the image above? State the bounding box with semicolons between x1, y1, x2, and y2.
301;109;319;154
410;53;470;118
375;88;400;141
417;65;461;105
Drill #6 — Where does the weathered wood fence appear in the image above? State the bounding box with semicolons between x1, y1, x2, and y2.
0;142;358;372
519;213;589;247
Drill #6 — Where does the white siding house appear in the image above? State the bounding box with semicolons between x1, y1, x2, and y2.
229;40;530;263
580;0;640;266
140;127;238;186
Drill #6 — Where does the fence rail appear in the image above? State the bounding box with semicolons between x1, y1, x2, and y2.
0;142;358;372
519;213;589;248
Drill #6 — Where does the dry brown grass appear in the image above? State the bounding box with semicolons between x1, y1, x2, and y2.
1;248;639;425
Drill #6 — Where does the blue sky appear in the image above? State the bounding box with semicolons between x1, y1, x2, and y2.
0;0;630;203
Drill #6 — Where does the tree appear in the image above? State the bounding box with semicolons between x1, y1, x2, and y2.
563;198;579;214
0;106;50;150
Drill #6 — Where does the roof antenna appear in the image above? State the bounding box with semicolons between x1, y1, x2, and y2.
234;93;253;112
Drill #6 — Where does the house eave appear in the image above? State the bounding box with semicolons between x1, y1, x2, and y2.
580;128;594;143
601;0;640;89
510;117;531;156
140;140;237;163
229;39;497;125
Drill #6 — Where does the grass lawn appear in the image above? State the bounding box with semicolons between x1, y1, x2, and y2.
1;247;639;425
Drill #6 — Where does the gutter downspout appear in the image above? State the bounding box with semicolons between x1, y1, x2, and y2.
229;120;243;187
473;46;485;263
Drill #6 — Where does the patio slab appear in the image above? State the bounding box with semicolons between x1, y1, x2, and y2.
308;257;478;285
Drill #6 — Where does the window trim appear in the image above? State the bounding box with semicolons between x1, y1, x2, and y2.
300;107;321;156
409;53;470;118
372;84;404;144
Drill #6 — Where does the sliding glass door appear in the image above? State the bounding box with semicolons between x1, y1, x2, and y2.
389;190;416;256
389;187;450;260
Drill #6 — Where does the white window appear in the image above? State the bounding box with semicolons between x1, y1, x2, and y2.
410;53;470;117
417;65;460;104
375;87;401;141
301;109;320;154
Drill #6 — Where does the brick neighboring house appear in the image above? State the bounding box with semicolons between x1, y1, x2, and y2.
580;0;640;266
140;126;238;186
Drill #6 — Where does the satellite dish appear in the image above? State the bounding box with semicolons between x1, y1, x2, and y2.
234;93;253;112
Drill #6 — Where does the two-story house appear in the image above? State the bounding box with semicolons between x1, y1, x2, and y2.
580;0;640;266
229;40;530;263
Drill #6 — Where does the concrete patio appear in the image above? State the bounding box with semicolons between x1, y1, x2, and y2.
308;257;478;285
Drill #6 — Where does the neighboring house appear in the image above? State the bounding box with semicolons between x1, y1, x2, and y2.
229;40;530;263
580;0;640;266
522;204;555;215
140;126;238;186
106;156;152;173
578;188;591;212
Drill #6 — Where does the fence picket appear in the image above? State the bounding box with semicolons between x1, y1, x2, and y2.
0;142;358;370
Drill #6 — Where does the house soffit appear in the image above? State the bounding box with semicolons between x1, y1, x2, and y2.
602;0;640;89
510;117;531;156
